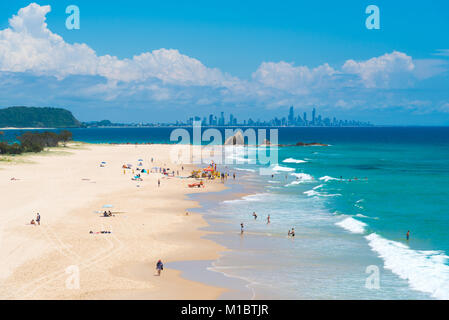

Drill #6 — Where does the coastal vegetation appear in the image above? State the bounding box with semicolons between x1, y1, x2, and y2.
0;106;82;128
0;130;73;155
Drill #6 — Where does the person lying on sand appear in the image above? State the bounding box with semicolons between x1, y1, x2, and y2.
30;219;36;226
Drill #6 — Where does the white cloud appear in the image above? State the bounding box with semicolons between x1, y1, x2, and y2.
0;3;237;86
0;3;447;117
252;61;336;94
342;51;415;88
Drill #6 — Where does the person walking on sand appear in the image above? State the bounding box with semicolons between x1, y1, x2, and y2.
158;179;160;187
36;213;41;226
406;230;410;241
267;214;270;224
156;259;164;276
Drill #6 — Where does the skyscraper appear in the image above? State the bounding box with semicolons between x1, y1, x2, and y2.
312;108;316;125
288;106;294;126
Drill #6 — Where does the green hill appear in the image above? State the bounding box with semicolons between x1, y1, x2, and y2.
0;107;82;128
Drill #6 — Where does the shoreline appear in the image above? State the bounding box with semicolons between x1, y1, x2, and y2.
0;143;238;299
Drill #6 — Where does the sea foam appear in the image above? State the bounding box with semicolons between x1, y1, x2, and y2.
272;165;295;172
366;233;449;300
291;173;313;180
283;158;307;164
319;176;338;182
336;217;367;234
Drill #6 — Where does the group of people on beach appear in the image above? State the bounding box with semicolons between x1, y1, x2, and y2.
103;210;114;217
240;213;271;235
30;213;40;226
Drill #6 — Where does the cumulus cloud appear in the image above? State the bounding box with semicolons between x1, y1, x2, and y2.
252;61;337;94
342;51;415;88
0;3;237;86
0;3;447;117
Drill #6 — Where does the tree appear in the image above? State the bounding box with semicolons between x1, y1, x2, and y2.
58;130;73;146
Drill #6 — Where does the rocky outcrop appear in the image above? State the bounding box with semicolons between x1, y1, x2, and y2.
294;142;329;146
224;131;245;145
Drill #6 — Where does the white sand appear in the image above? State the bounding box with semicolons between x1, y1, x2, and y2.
0;143;227;299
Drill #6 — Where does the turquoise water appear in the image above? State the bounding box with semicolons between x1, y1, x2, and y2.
3;126;449;299
200;129;449;299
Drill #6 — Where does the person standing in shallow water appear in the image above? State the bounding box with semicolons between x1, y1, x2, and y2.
267;214;270;224
240;223;244;234
406;230;410;241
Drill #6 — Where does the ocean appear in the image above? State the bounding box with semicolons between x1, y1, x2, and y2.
3;126;449;299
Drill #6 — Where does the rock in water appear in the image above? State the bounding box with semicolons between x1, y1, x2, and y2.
224;131;245;145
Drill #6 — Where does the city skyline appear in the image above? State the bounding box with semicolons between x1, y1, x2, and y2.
181;106;371;127
0;2;448;125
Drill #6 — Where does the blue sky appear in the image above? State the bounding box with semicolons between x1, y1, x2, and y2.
0;1;448;124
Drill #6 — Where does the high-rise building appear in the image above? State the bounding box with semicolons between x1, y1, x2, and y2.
303;112;307;125
312;108;316;125
288;106;294;126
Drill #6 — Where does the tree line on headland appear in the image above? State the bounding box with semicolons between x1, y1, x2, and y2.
0;130;73;155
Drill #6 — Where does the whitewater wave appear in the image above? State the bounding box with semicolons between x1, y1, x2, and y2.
234;168;256;172
366;233;449;300
222;193;272;205
283;158;307;164
272;165;295;172
319;176;338;182
304;190;319;197
336;217;367;234
304;189;341;198
291;173;314;181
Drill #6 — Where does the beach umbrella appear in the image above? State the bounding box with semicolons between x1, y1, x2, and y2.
101;161;106;164
103;204;113;208
138;159;143;161
204;167;214;172
127;164;133;167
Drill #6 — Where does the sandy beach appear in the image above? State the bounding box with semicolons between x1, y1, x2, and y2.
0;143;228;299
